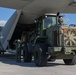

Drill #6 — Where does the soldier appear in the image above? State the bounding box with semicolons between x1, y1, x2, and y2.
14;32;27;62
57;12;64;25
21;32;28;62
14;39;21;62
21;32;27;43
58;16;64;25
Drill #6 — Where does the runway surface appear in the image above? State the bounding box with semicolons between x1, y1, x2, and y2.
0;54;75;75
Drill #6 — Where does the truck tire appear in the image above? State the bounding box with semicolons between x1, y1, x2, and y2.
23;43;32;62
63;55;76;65
34;43;47;67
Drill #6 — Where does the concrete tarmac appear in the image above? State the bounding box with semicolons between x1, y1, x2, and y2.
0;56;76;75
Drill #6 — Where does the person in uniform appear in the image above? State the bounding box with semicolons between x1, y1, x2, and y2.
58;16;64;25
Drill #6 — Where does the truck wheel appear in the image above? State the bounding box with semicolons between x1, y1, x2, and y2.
34;43;47;67
63;55;76;65
23;43;32;62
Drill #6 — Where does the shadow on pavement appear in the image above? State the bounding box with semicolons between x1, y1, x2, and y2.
0;54;65;67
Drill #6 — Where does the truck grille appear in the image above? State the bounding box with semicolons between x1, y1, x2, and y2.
63;29;76;46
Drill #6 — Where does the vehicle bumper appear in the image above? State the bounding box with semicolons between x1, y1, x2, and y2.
47;47;76;59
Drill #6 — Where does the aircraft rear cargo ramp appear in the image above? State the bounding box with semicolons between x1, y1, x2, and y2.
0;10;21;50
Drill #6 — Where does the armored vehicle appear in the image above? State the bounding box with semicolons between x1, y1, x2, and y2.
23;13;76;67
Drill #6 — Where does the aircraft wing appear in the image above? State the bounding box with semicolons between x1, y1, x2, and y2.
0;0;75;24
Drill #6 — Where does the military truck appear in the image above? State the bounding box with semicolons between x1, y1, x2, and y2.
23;13;76;67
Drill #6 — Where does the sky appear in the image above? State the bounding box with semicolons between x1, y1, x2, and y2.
0;7;76;26
63;14;76;25
0;7;16;27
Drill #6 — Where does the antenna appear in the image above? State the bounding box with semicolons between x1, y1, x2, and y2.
57;12;60;16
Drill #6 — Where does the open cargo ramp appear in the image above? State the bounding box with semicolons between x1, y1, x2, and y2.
0;10;21;51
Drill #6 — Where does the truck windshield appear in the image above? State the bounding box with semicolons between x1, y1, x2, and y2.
43;16;56;28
